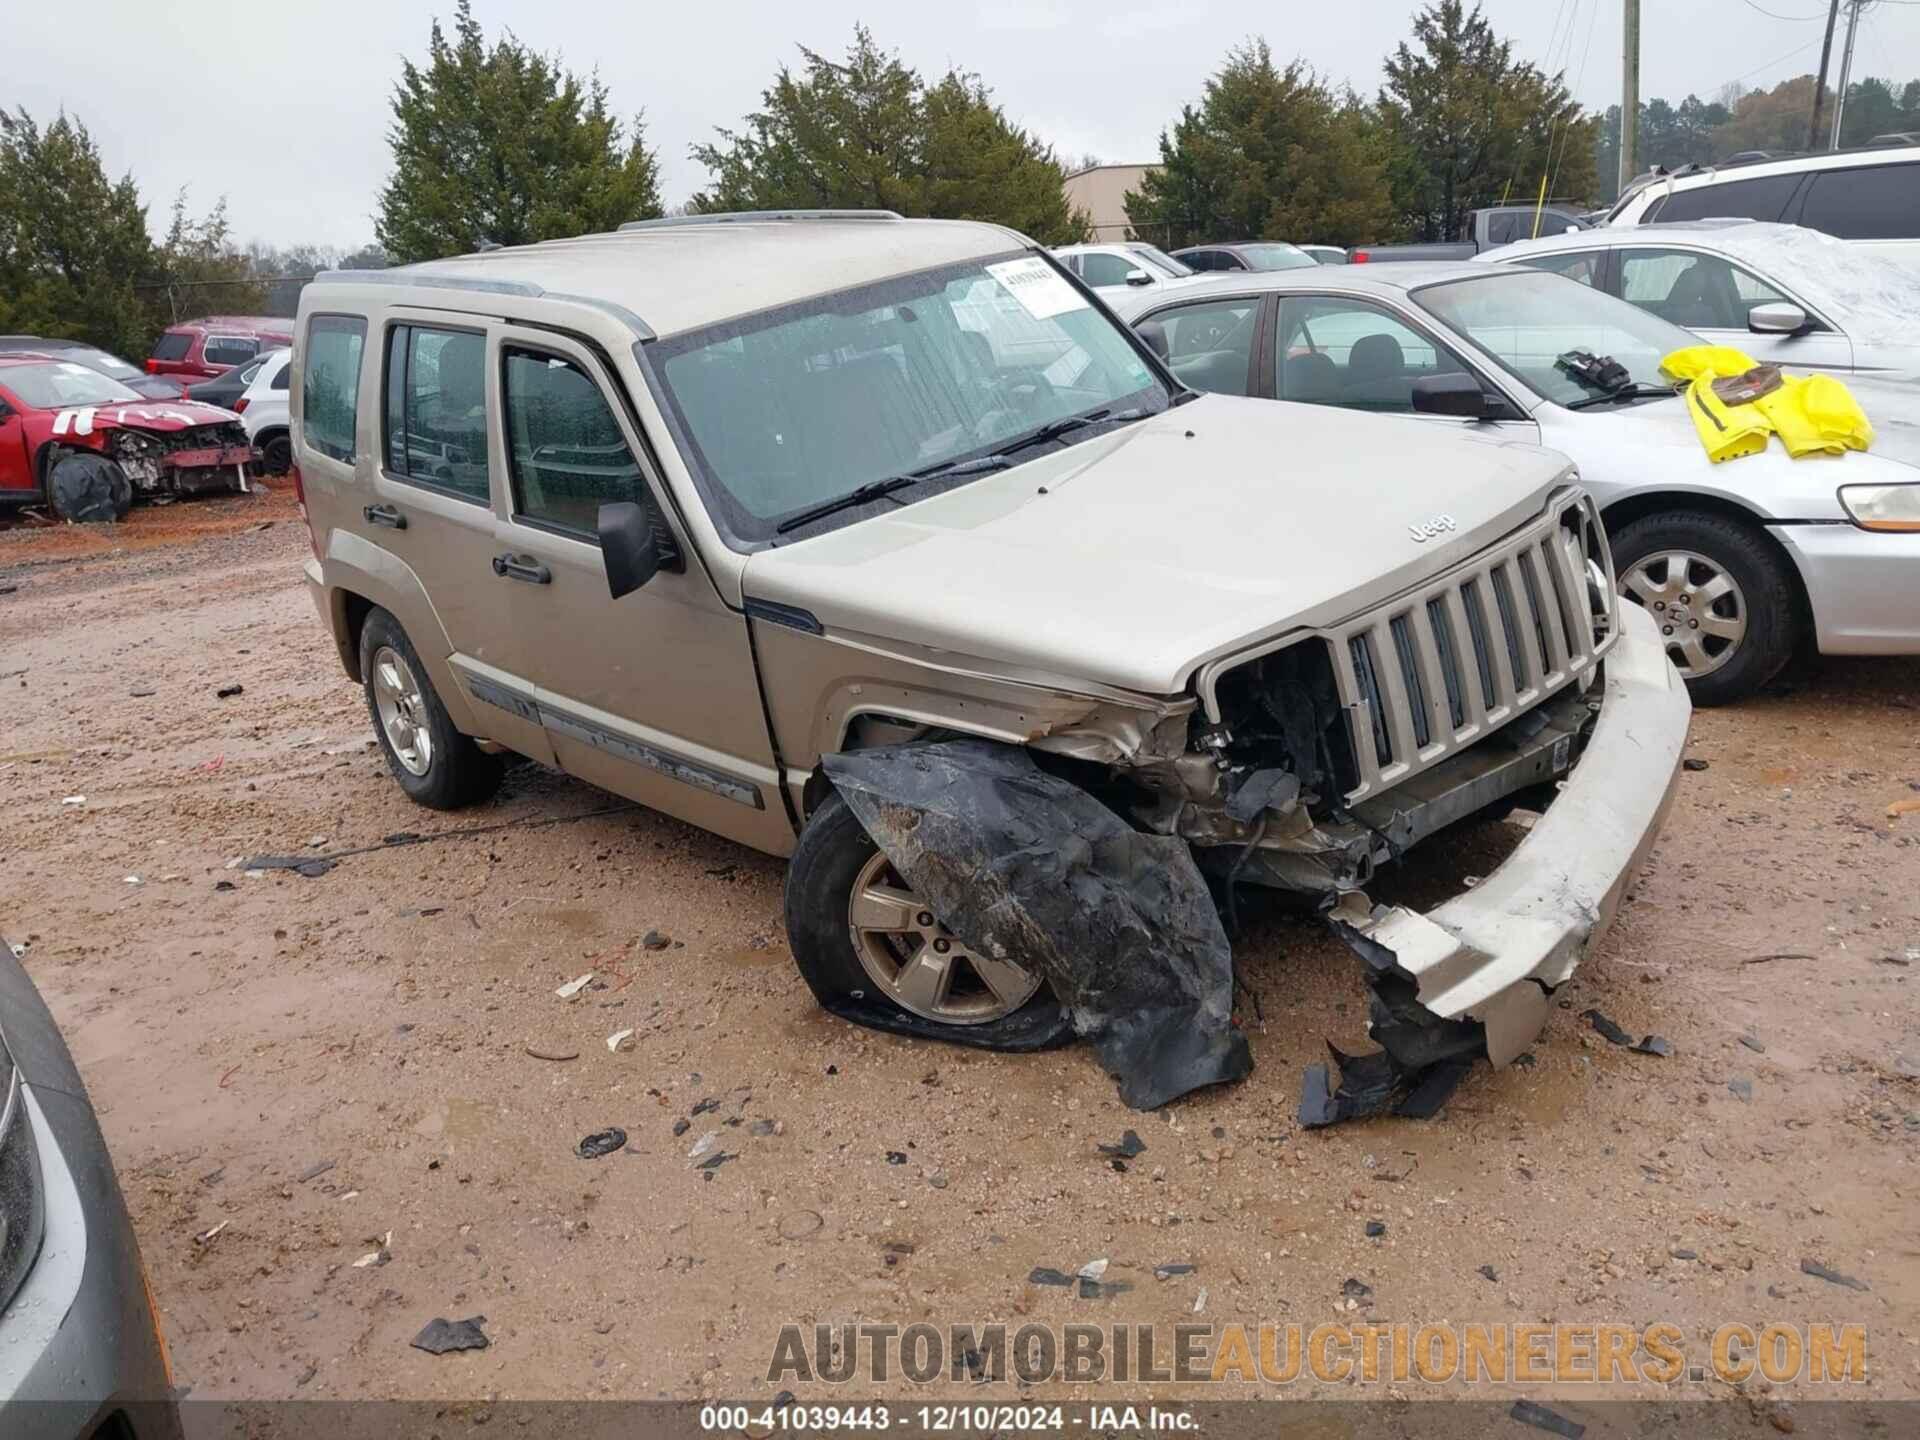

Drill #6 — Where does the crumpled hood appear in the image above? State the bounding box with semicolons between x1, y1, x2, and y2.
743;395;1570;696
51;399;242;438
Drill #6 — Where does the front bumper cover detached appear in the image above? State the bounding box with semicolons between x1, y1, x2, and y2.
1307;601;1691;1124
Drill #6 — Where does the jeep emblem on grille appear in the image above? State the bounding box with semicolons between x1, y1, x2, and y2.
1408;513;1457;544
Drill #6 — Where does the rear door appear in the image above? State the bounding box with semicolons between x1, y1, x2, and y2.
483;325;790;852
1791;160;1920;266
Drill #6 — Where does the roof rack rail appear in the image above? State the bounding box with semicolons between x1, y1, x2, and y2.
617;209;904;231
306;268;655;340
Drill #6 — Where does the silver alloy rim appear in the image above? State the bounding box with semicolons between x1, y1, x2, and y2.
847;850;1042;1024
370;645;434;776
1620;549;1748;679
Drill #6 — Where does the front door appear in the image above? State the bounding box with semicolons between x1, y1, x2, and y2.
483;326;791;853
1614;247;1854;371
0;389;33;498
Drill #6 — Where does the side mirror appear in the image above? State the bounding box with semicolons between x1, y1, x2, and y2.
1124;268;1153;287
1411;372;1506;420
1136;320;1171;362
1748;302;1810;336
599;497;678;600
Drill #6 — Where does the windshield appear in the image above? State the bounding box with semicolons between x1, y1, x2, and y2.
0;361;142;408
1129;245;1194;278
1239;243;1317;272
1411;270;1698;407
652;252;1168;544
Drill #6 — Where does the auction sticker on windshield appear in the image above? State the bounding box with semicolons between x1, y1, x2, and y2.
986;257;1087;321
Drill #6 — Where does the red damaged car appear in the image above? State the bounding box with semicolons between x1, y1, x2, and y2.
0;354;254;522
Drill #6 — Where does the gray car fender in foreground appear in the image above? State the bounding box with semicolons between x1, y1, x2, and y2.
1329;600;1691;1067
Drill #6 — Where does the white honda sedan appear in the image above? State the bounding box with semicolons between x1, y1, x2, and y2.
1110;262;1920;704
1480;221;1920;377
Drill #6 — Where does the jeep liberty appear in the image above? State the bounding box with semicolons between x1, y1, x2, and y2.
292;212;1690;1091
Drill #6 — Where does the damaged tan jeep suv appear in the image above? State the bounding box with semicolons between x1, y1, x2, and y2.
293;212;1690;1112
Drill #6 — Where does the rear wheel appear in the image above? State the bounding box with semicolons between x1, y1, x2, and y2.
1612;509;1796;706
784;791;1071;1049
260;432;292;476
358;608;503;809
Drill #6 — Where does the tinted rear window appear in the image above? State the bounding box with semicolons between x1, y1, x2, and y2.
1798;163;1920;240
152;332;193;361
1646;173;1801;224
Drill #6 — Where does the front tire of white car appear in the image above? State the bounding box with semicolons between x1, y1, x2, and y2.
1612;509;1797;706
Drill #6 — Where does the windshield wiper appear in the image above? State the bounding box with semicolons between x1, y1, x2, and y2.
772;410;1147;535
1566;383;1680;410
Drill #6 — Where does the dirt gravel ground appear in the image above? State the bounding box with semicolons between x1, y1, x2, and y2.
2;494;1917;1424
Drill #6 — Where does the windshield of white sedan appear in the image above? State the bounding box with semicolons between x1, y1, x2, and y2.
654;253;1167;543
1413;270;1698;407
0;361;142;408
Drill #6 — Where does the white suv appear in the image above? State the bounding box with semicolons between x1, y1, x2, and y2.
237;347;292;475
1606;145;1920;266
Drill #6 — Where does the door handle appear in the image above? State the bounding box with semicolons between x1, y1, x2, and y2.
363;503;407;530
492;552;551;585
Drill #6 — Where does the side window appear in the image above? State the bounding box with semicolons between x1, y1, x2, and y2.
1275;297;1472;412
270;362;291;392
151;332;192;362
1646;173;1800;225
1618;248;1785;330
1516;250;1604;287
1799;164;1920;240
1484;211;1522;247
1080;252;1139;287
502;348;647;535
1181;251;1212;272
301;315;366;464
204;336;258;368
1150;298;1261;397
383;325;490;503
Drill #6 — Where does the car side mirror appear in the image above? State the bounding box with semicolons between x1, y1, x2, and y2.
1136;320;1171;362
1748;302;1810;336
1411;372;1507;420
1124;268;1153;287
599;497;680;600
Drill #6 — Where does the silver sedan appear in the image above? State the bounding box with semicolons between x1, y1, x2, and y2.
1110;261;1920;704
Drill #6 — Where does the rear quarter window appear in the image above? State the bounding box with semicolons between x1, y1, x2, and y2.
1798;163;1920;240
1645;173;1801;224
302;315;367;464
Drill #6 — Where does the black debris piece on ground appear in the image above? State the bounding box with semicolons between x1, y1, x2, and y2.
1153;1263;1196;1280
1682;758;1710;772
524;1044;579;1062
1078;1277;1133;1300
576;1128;627;1160
690;1097;720;1116
242;803;639;879
1801;1258;1869;1291
216;684;244;699
1028;1267;1073;1287
1740;1032;1767;1053
1629;1034;1673;1057
410;1316;489;1355
772;1392;795;1409
213;880;236;892
1512;1052;1537;1068
670;1118;690;1137
1298;1045;1470;1129
1729;1077;1754;1102
642;930;671;950
1365;1221;1386;1237
1478;1264;1500;1282
130;687;156;698
884;1151;908;1165
1340;1277;1372;1299
296;1160;336;1184
749;1119;776;1137
1096;1130;1147;1159
1670;1248;1697;1260
695;1151;736;1171
823;740;1251;1110
1510;1400;1585;1438
1582;1009;1634;1046
1741;952;1814;965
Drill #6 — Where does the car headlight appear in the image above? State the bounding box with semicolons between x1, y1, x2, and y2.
0;1038;45;1314
1838;483;1920;532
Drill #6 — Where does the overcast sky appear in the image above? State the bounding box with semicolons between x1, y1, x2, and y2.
13;0;1919;252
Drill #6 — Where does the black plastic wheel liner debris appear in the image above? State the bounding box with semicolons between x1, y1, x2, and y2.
823;740;1252;1110
48;453;130;523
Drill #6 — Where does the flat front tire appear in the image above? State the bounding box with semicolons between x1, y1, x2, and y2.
358;608;503;809
783;791;1072;1050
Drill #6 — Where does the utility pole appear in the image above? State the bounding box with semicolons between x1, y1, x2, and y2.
1619;0;1640;193
1830;0;1864;151
1811;0;1842;150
